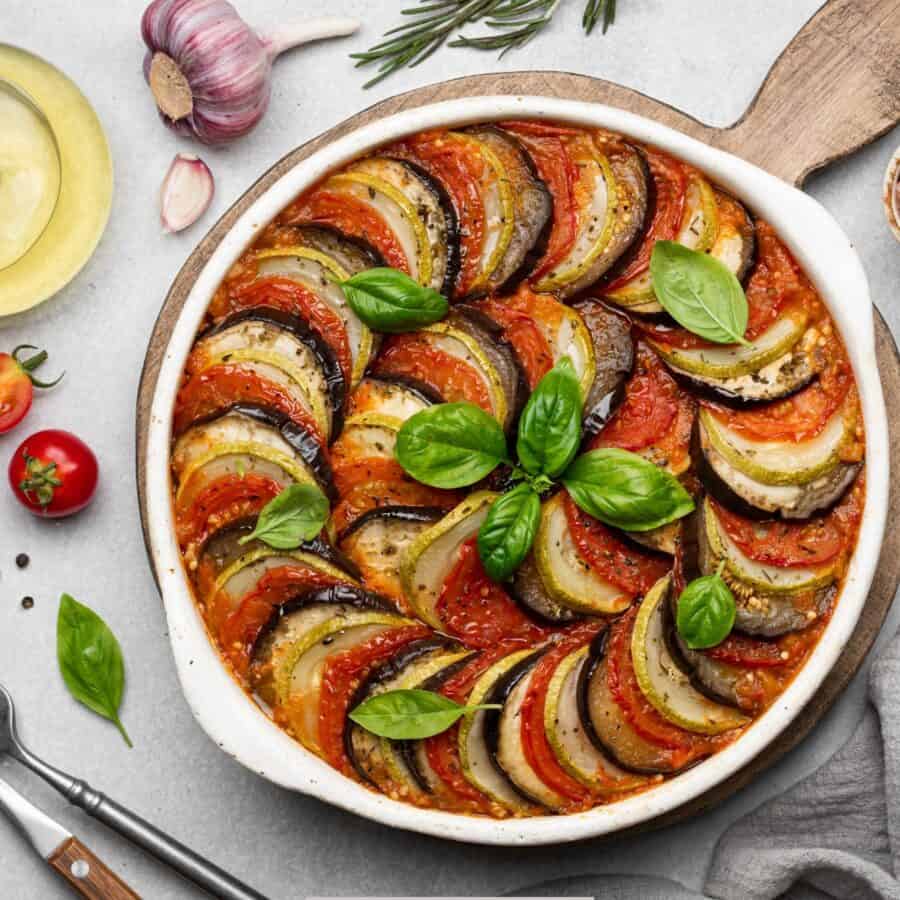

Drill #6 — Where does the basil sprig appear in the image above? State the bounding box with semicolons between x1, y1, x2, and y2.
477;482;541;582
516;355;582;478
57;594;132;747
396;402;509;489
349;688;500;739
650;241;750;345
562;448;695;532
395;355;694;581
676;566;736;649
239;483;329;549
340;267;449;333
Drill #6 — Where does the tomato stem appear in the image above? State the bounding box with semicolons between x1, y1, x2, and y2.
12;344;65;389
18;450;62;507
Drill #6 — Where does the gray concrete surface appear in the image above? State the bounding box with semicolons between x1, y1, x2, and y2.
0;1;898;897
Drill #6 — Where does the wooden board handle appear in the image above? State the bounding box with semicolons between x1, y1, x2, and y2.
715;0;900;185
48;837;141;900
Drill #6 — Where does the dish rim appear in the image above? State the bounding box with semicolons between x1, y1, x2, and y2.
144;94;888;845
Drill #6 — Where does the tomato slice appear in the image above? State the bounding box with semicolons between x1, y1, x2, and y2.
478;298;554;389
374;336;492;412
318;625;432;776
219;565;345;674
282;189;409;274
607;607;718;758
705;633;792;669
436;540;550;649
175;472;281;554
519;622;603;808
211;277;353;385
592;343;694;475
564;492;672;596
390;131;486;295
603;149;687;291
502;123;579;281
710;496;858;569
173;364;326;445
0;353;34;434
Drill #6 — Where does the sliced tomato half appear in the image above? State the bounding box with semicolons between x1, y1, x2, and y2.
564;493;672;596
436;540;551;649
318;624;432;776
374;335;492;413
478;299;554;389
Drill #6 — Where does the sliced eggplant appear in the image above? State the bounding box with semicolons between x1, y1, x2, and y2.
579;641;684;775
605;169;718;313
545;645;649;793
708;190;756;284
533;494;633;616
255;244;374;385
511;553;580;624
400;492;496;628
269;610;414;753
345;638;456;793
460;126;552;294
570;298;634;436
650;306;819;404
626;521;681;556
192;307;346;440
699;498;835;636
172;405;334;502
349;375;439;422
667;626;754;711
328;156;458;295
534;135;648;298
458;649;542;813
293;223;384;273
631;575;749;733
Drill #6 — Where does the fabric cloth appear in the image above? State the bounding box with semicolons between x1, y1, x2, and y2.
516;628;900;900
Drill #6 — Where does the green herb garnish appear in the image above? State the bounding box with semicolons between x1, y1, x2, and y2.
676;565;737;649
239;483;329;550
339;268;449;333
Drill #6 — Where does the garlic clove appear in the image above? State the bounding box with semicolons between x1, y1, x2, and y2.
884;145;900;243
160;153;214;233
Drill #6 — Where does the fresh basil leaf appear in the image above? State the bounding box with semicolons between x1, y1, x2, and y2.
395;402;508;488
477;484;541;582
650;241;750;345
516;356;582;478
349;689;500;739
340;267;449;333
562;448;695;531
57;594;132;747
239;483;329;549
676;572;736;649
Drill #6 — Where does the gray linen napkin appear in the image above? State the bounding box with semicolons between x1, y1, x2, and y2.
514;628;900;900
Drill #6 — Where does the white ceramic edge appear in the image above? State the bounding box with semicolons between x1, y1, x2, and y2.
145;95;889;845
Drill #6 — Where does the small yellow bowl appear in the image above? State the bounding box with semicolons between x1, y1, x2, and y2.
0;45;113;317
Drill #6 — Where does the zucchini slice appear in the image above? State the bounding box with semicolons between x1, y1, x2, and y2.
534;494;633;616
191;309;341;441
255;244;374;385
172;406;333;502
632;576;749;733
461;126;552;294
400;492;497;628
605;169;719;313
571;297;634;436
699;498;835;636
458;649;542;813
271;610;414;753
493;651;569;810
511;553;580;624
339;506;446;608
545;645;649;793
328;157;458;295
348;375;438;423
333;412;402;464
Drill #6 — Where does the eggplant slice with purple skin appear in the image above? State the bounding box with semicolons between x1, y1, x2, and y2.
193;306;347;441
461;126;553;296
511;552;581;624
571;297;634;437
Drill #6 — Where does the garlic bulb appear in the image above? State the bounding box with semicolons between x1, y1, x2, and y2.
141;0;359;144
160;153;214;233
885;145;900;243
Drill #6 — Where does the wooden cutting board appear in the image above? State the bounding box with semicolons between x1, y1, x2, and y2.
136;0;900;835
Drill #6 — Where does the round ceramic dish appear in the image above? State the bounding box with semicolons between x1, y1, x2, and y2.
144;96;889;845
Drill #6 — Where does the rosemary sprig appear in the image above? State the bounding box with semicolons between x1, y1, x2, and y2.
353;0;620;88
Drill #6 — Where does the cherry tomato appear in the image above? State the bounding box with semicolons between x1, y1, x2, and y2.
0;345;64;434
9;430;98;518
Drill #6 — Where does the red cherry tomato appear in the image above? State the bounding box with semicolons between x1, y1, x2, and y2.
0;345;64;434
8;430;98;518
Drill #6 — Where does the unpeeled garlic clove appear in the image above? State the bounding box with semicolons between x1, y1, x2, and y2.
885;145;900;243
160;153;214;233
